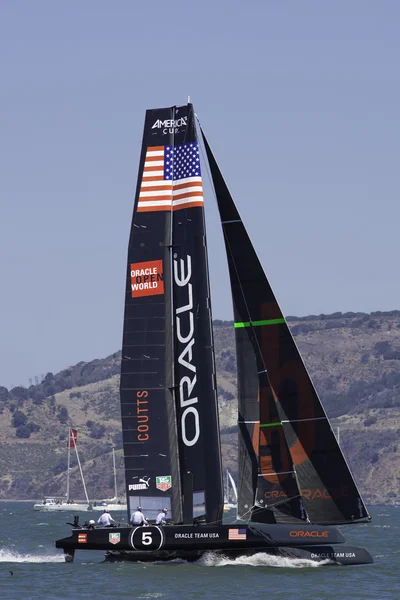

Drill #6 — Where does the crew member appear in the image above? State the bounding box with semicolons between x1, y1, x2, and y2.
131;506;147;526
97;508;116;527
156;508;168;525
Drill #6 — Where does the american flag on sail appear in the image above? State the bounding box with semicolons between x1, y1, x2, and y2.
137;143;204;212
228;528;247;541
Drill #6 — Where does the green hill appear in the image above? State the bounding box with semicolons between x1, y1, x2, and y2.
0;311;399;505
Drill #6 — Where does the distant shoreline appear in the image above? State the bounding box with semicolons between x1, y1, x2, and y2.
0;499;397;507
0;499;89;503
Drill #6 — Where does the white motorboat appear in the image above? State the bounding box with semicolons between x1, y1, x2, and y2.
33;497;91;511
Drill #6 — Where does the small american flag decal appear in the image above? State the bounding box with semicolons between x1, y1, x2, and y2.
228;528;247;540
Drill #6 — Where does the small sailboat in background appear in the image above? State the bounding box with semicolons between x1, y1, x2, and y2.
34;428;91;511
93;448;127;511
223;470;238;511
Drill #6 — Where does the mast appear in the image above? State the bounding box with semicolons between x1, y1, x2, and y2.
112;448;117;499
66;427;71;502
171;106;223;522
73;439;90;505
200;127;370;526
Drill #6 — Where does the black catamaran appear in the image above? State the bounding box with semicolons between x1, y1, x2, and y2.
56;103;372;565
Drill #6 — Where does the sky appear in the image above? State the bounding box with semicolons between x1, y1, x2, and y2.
1;1;399;388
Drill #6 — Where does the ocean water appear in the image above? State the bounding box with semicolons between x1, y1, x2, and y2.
0;503;398;600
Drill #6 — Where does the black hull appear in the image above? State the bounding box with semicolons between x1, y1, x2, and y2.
55;522;373;566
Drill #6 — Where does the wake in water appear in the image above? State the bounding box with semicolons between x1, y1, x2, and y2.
0;548;64;563
196;551;331;568
144;552;331;569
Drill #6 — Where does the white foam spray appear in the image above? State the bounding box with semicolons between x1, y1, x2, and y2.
0;549;65;563
196;551;332;568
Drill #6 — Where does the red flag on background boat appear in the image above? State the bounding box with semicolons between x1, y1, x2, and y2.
67;429;77;448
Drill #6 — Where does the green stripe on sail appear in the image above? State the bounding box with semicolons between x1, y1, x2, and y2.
260;422;282;427
234;318;285;328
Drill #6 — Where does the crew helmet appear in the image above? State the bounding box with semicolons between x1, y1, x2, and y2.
163;508;168;513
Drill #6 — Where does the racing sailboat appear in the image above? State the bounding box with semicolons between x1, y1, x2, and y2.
56;103;372;565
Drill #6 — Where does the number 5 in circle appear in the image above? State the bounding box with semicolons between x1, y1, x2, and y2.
129;526;164;551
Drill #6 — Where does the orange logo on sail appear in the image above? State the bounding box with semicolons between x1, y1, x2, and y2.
264;490;287;499
130;260;164;298
301;488;332;501
136;390;149;441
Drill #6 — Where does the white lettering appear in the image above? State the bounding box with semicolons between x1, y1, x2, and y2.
130;267;158;277
177;338;195;372
179;375;197;407
128;483;147;491
152;117;188;130
174;256;192;290
131;282;158;291
181;406;200;447
176;301;194;343
174;254;200;447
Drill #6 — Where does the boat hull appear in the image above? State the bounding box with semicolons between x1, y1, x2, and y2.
92;504;127;512
55;522;373;565
34;503;91;511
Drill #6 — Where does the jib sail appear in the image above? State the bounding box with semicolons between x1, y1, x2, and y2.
120;105;223;525
201;129;370;525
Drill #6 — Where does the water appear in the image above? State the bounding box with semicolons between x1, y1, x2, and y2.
0;503;398;599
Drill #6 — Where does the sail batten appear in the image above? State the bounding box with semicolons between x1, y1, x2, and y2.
234;319;286;328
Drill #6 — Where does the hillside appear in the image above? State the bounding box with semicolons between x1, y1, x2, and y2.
0;310;399;505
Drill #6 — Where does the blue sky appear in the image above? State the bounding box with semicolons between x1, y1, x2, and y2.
1;1;399;388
